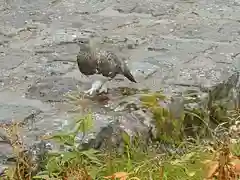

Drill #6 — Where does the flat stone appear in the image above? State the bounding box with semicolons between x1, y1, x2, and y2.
26;77;85;102
0;49;26;71
0;103;41;124
0;142;13;163
128;61;159;80
0;91;52;133
73;110;153;150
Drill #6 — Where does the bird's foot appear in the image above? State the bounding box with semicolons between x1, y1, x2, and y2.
84;88;96;96
84;80;104;96
98;82;108;94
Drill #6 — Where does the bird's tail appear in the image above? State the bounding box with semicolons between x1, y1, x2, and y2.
122;67;137;83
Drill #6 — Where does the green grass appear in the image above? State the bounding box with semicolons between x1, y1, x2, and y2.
231;141;240;156
2;89;240;180
2;112;239;180
33;143;211;179
28;113;219;180
96;148;211;180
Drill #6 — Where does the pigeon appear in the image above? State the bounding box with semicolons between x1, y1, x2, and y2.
74;37;137;95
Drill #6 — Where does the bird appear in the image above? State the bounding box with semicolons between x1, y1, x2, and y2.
74;37;137;96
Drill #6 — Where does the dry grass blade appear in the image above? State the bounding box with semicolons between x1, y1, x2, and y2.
62;166;92;180
205;161;218;179
204;137;240;180
104;172;141;180
159;166;164;180
0;122;36;180
128;177;141;180
104;172;129;180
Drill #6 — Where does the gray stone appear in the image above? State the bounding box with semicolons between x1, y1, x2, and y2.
74;110;153;151
26;77;85;102
0;164;8;177
0;104;41;124
0;49;26;71
0;141;14;165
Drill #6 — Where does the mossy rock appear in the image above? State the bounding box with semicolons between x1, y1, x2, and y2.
140;93;183;145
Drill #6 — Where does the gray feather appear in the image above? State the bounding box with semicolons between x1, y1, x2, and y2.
75;37;137;83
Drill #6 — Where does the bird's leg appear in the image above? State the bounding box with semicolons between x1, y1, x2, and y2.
84;80;104;96
98;78;109;94
98;77;114;94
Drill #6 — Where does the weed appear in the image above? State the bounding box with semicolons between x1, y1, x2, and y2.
1;91;239;180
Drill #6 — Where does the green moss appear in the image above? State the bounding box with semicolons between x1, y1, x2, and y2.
140;93;184;144
119;87;138;96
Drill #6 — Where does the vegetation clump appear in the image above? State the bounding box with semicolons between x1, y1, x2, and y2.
0;88;239;179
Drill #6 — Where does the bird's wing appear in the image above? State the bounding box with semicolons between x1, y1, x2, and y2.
77;51;98;75
121;61;137;83
95;49;137;82
104;51;137;82
109;52;137;83
95;50;119;78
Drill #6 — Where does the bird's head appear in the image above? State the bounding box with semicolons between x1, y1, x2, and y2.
73;37;91;51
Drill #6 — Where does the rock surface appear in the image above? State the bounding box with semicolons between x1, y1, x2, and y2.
0;0;240;172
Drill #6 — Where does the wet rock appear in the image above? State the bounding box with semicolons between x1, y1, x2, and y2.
0;142;14;164
104;71;240;143
0;36;9;47
39;61;75;76
0;91;52;111
207;72;239;102
113;0;176;17
0;103;41;125
173;72;240;137
76;110;154;151
0;25;27;38
107;94;142;112
125;38;140;49
26;77;85;102
0;165;6;176
0;92;50;171
42;28;87;45
0;49;26;71
128;61;159;80
23;58;75;78
34;43;78;62
113;1;138;14
0;91;51;125
168;94;185;119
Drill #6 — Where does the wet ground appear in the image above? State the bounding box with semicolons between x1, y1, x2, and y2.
0;0;240;165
